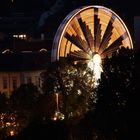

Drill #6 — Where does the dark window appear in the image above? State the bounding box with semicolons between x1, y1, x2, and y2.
12;77;17;90
26;77;32;83
3;77;8;89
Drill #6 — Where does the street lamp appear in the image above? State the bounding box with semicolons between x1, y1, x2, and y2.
51;93;65;121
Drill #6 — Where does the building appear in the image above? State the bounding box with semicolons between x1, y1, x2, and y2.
0;1;52;96
0;51;50;96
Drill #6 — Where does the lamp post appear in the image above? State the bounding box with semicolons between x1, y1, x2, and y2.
51;93;65;121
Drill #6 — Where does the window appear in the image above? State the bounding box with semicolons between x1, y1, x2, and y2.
3;77;8;89
26;77;32;84
13;34;26;40
35;76;38;86
35;76;41;87
12;77;17;90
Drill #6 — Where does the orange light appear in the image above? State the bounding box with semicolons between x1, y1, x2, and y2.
10;130;15;136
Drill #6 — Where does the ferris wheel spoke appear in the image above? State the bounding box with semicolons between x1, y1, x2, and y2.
98;16;115;54
94;8;102;52
64;32;89;53
101;33;126;56
68;50;90;60
77;17;94;52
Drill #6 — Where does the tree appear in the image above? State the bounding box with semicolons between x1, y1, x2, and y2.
10;83;39;129
94;47;134;139
11;83;39;111
41;60;97;123
0;93;8;113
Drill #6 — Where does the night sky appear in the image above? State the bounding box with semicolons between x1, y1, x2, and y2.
0;0;139;15
0;0;139;43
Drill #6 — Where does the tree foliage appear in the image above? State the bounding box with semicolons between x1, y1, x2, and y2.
0;93;8;113
41;60;97;122
10;83;39;130
93;47;135;139
11;83;39;111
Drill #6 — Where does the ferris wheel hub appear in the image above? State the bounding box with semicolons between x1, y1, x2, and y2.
92;54;102;65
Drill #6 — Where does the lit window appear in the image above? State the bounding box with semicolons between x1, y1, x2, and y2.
13;35;18;38
13;34;26;40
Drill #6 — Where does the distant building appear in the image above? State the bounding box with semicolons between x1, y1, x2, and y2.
0;1;53;96
0;12;53;52
0;70;43;97
134;16;140;50
0;51;50;96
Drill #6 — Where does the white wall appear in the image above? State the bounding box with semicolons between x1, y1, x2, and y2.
0;70;44;97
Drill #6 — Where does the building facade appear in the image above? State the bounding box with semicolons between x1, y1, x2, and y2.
0;70;43;96
0;51;50;96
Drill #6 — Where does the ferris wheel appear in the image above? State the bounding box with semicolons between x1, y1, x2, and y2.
51;5;133;62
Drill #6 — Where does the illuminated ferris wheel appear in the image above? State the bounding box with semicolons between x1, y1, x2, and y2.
51;5;133;63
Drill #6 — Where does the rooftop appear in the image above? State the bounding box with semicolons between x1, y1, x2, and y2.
0;51;51;71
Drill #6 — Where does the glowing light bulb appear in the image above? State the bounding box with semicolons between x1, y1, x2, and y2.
88;54;103;87
10;130;15;136
93;54;101;65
